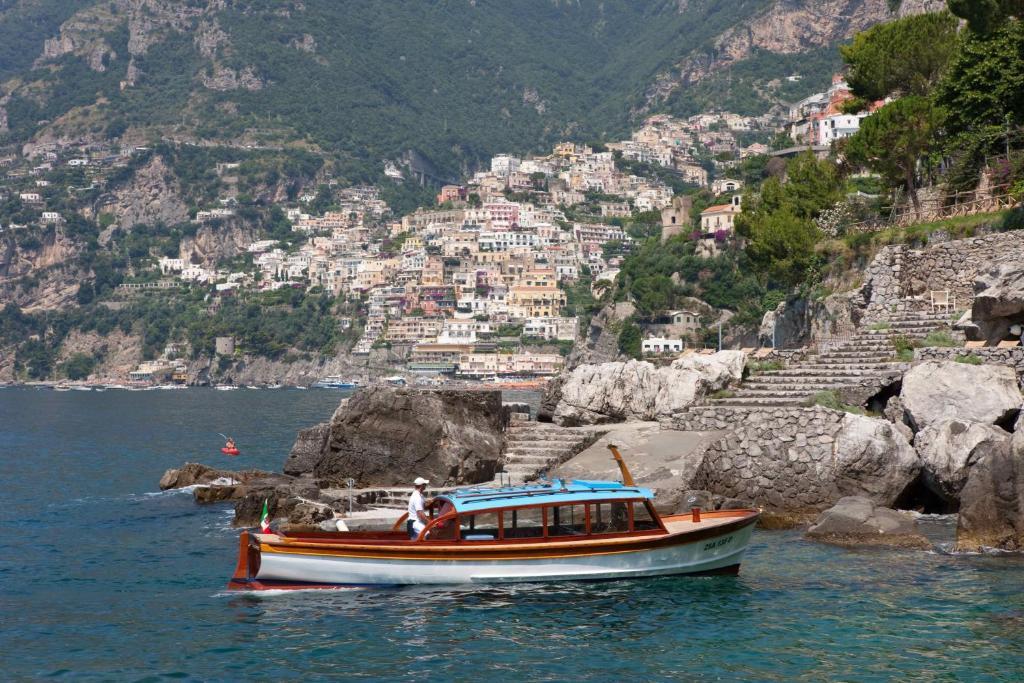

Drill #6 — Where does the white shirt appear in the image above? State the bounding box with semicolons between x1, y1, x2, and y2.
408;489;426;535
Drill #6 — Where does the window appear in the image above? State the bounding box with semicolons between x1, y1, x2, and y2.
460;512;500;541
548;504;587;537
503;507;545;539
590;502;629;534
631;501;659;531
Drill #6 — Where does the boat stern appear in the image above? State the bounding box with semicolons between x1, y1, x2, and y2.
226;531;262;590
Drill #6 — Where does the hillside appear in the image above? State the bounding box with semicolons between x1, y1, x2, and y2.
0;0;919;181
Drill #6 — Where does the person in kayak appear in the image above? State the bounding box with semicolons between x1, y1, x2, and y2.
407;477;430;540
224;437;236;451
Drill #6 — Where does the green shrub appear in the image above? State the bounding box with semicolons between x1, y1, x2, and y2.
922;330;957;347
891;334;917;354
896;348;915;362
804;389;866;414
710;389;735;400
868;322;890;331
747;359;783;373
955;354;983;365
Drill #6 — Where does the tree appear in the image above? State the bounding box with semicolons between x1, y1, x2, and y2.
744;208;822;289
840;11;959;101
617;320;642;359
948;0;1024;33
845;96;943;215
936;19;1024;140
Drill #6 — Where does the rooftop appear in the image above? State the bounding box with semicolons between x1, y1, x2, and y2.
439;479;655;513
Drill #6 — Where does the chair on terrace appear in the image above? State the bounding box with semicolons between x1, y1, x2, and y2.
996;339;1021;349
740;347;756;354
753;348;774;359
930;290;954;314
698;348;715;355
964;340;986;349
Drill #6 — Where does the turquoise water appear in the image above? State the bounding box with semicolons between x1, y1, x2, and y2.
2;387;1024;681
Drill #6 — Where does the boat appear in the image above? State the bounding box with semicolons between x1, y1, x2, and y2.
227;446;759;589
312;376;360;389
383;375;407;387
214;385;238;391
221;447;241;456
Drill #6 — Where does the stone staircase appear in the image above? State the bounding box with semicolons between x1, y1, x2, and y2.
705;309;954;409
498;419;599;484
349;420;598;509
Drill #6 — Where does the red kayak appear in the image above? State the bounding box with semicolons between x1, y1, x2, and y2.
221;447;240;456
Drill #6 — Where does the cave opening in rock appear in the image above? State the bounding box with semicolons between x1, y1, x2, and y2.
866;379;902;416
995;407;1021;433
892;472;957;515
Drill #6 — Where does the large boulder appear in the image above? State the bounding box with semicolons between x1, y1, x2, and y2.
551;352;744;425
282;422;330;476
806;496;931;549
914;419;1011;506
312;387;507;487
900;361;1021;432
955;430;1024;552
972;259;1024;344
831;413;922;503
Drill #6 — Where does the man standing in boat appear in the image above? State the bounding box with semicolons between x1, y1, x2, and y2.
407;477;430;540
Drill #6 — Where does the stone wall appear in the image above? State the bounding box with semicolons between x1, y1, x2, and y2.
674;406;919;512
914;347;1024;375
862;230;1024;321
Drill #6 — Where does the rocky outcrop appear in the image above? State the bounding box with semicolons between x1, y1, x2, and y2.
955;431;1024;552
158;462;273;490
900;361;1021;432
100;155;189;231
551;352;744;425
914;420;1012;506
971;259;1024;344
690;407;921;514
283;423;330;476
806;496;931;549
177;218;260;267
291;387;508;487
758;291;861;348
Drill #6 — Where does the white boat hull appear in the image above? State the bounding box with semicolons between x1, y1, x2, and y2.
250;523;755;586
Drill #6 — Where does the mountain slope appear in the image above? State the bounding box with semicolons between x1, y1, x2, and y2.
0;0;924;180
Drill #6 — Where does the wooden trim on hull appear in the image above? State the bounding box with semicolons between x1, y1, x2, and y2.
259;512;759;562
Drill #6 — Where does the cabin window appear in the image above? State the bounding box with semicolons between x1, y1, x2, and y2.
460;512;499;541
590;502;629;534
631;501;659;531
504;507;545;539
547;504;586;537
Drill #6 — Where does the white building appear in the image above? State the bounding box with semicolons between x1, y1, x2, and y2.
642;337;684;355
491;154;522;177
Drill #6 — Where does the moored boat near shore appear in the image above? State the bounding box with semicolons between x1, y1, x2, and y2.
228;446;759;589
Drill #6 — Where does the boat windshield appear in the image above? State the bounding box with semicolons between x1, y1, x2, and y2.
444;499;663;541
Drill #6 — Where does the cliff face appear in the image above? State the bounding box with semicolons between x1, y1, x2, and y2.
644;0;945;109
100;155;191;233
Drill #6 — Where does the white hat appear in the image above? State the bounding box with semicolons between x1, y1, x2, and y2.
413;477;429;486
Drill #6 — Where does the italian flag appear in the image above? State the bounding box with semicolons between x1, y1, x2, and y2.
260;498;271;533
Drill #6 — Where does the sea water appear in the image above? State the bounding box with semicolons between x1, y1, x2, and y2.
2;387;1023;681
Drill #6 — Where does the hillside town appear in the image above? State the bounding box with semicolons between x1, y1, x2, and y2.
1;77;875;386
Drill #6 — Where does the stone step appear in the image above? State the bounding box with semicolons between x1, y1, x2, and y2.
708;396;809;407
742;381;861;391
757;366;896;376
729;388;820;398
504;455;557;466
506;431;584;442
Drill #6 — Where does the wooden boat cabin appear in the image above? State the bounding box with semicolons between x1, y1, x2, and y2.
408;480;665;543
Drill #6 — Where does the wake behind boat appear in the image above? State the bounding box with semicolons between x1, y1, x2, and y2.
227;446;759;589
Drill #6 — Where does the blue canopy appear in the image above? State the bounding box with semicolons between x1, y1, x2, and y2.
439;479;655;514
